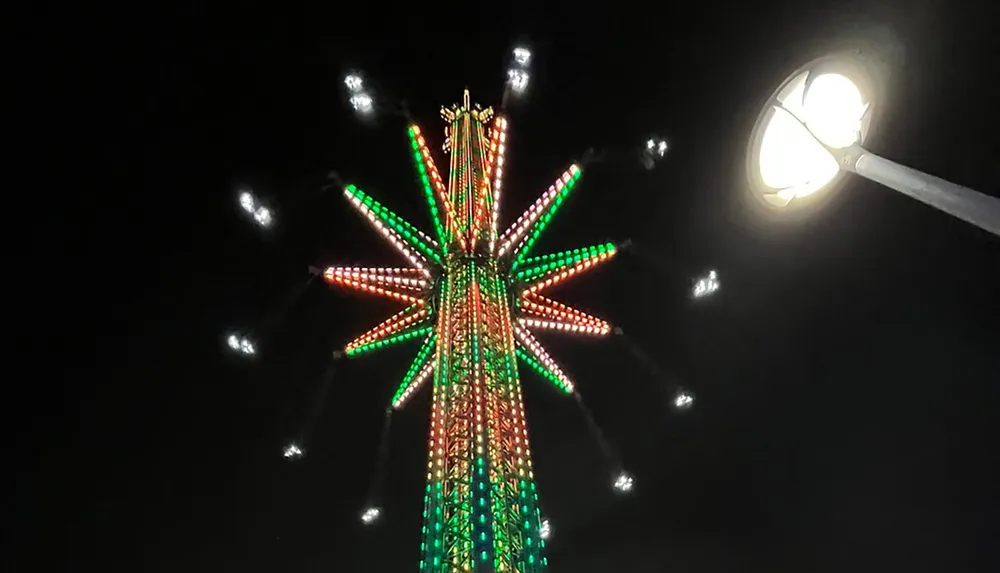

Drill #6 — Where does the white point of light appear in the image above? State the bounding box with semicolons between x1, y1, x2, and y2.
645;138;668;158
508;69;529;93
673;389;695;410
613;472;634;493
239;337;255;355
227;334;255;356
361;506;381;525
539;518;551;540
283;443;303;459
757;71;867;205
350;93;373;114
239;191;255;213
692;269;720;299
344;75;363;92
253;206;272;228
513;47;531;66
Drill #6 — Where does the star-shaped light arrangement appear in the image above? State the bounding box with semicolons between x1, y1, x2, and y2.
324;91;617;409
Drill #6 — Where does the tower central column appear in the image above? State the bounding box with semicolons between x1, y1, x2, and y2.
420;257;547;572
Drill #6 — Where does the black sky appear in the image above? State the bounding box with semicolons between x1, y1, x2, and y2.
23;1;1000;571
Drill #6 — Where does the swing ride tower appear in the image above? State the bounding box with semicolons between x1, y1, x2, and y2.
325;90;617;571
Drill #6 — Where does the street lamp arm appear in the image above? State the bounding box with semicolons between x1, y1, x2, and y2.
845;148;1000;238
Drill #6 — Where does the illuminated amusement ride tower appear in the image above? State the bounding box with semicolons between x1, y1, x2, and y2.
324;84;618;571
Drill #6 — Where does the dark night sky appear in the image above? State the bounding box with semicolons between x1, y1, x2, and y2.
22;1;999;571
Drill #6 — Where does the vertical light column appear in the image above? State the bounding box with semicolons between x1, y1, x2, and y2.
421;272;450;572
495;276;547;571
487;117;509;255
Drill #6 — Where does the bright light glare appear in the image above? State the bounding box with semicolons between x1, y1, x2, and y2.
692;269;720;299
539;518;551;540
283;443;303;459
350;93;373;113
253;206;272;227
344;75;363;92
673;389;695;410
508;69;529;93
513;47;531;66
361;506;381;525
645;138;668;158
802;74;866;149
227;333;255;356
757;71;867;206
239;337;256;355
613;472;634;493
239;191;255;213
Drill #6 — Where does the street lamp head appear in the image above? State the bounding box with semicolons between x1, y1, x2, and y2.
747;54;876;208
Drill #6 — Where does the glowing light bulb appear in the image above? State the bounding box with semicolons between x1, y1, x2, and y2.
801;73;866;149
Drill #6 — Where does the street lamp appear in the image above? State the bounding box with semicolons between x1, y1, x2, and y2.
746;53;1000;237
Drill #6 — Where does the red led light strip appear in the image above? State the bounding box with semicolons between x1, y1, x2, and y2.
345;305;429;353
411;125;463;251
521;293;611;332
513;323;575;392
